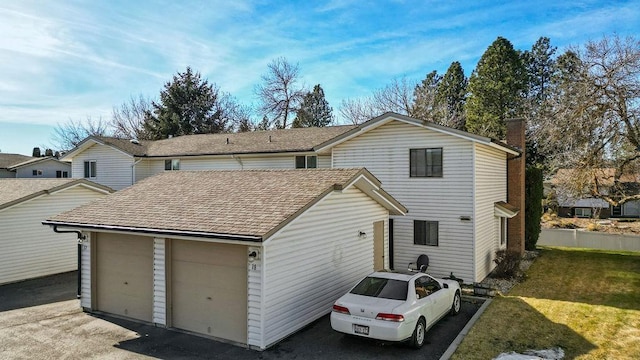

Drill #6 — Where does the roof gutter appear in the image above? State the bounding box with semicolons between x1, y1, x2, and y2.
42;221;263;242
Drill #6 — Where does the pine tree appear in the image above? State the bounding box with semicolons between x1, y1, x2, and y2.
465;37;528;139
435;61;468;130
143;67;232;139
292;84;333;127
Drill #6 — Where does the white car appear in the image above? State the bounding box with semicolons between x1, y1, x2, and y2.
330;271;461;348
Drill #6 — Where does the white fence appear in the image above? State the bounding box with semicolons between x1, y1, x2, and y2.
539;229;640;252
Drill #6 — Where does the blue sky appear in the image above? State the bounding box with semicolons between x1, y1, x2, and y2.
1;0;639;155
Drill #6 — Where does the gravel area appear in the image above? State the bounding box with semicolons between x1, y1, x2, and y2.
477;250;539;295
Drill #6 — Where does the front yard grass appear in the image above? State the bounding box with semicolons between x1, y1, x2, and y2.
452;247;640;360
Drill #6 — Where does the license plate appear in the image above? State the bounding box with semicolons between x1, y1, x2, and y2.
353;324;369;335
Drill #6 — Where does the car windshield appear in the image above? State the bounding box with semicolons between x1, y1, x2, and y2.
349;277;408;300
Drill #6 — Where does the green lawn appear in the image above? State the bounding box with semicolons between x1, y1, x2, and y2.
452;247;640;360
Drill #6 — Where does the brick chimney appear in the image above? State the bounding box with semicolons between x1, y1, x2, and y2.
506;118;525;255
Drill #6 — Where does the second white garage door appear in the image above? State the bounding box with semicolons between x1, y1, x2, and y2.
171;240;248;343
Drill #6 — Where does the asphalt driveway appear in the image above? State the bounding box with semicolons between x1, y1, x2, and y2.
0;272;483;359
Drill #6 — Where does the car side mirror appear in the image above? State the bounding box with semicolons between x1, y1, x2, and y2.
443;283;449;289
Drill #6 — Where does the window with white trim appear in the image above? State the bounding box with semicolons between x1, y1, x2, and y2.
410;148;443;177
295;155;317;169
414;220;438;246
165;159;180;171
574;208;592;218
32;169;43;177
83;161;96;178
56;170;69;178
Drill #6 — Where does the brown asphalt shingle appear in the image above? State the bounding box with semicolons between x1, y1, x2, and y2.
91;125;356;157
48;168;366;239
0;153;34;169
0;179;83;207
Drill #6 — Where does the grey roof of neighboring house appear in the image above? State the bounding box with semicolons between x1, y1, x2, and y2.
0;179;113;211
0;153;34;169
45;168;405;241
7;156;71;170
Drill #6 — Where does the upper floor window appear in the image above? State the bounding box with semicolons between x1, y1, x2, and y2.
410;148;442;177
84;161;96;178
165;159;180;171
295;155;317;169
32;169;43;177
414;220;438;246
56;170;69;178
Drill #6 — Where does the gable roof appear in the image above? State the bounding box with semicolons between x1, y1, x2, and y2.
62;126;356;160
7;156;71;170
45;169;406;242
0;153;34;169
315;112;521;155
0;179;114;211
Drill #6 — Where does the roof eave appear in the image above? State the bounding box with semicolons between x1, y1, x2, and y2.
42;221;263;242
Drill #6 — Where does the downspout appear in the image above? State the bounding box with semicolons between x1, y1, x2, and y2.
51;226;86;299
131;158;142;185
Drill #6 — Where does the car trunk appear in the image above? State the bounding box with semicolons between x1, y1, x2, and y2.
338;293;404;319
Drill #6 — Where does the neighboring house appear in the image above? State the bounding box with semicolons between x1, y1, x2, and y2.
0;153;34;178
60;112;523;284
551;168;640;218
8;157;72;178
44;168;406;349
0;179;112;285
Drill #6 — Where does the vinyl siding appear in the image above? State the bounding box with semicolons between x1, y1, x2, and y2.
246;246;263;348
332;120;475;282
72;144;134;190
0;186;108;285
80;232;92;309
260;187;388;348
15;160;71;178
153;238;167;325
473;144;508;282
134;154;332;183
0;169;15;178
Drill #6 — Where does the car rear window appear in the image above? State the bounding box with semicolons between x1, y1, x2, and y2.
350;277;408;300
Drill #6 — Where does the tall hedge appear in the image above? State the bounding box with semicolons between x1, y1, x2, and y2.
525;166;544;250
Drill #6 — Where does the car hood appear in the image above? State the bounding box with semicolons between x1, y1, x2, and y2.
336;293;405;319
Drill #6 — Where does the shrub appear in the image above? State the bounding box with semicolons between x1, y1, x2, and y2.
586;223;600;231
493;249;522;279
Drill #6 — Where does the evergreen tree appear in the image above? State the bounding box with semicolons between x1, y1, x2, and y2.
435;61;468;130
465;37;528;139
411;71;441;121
292;84;333;127
144;67;232;139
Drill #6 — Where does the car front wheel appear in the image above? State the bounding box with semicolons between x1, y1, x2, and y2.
450;290;461;316
410;318;426;349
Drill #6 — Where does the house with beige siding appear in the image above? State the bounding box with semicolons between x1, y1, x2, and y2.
9;157;71;179
61;112;523;283
0;179;112;285
44;168;406;349
0;153;34;178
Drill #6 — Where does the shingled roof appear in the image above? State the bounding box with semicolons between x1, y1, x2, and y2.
46;169;405;241
0;179;113;211
0;153;34;169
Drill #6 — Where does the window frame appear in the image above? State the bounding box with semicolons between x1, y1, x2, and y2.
55;170;69;178
84;160;97;178
574;208;592;218
32;169;43;177
164;159;180;171
409;148;443;178
295;155;317;169
413;220;439;246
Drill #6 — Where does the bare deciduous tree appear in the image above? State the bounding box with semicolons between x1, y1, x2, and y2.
111;94;154;140
539;35;640;206
256;57;305;129
52;117;112;151
339;77;416;124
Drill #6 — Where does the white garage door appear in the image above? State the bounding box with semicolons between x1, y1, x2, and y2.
172;240;247;343
96;233;153;322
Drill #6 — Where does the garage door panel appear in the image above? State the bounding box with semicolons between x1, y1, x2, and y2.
172;240;247;344
96;233;153;322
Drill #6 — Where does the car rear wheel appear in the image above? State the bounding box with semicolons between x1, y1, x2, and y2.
450;291;461;316
410;318;426;349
